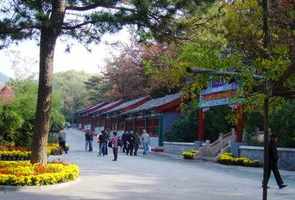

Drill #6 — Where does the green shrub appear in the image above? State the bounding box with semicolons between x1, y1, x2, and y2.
0;107;23;144
166;103;233;142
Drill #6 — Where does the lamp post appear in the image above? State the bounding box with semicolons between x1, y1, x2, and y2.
187;67;270;200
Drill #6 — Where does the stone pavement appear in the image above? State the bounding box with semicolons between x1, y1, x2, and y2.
1;128;294;200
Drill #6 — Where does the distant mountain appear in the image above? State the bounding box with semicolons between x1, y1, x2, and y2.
0;72;9;84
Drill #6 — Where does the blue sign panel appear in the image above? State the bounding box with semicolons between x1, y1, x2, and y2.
200;82;238;95
199;82;239;108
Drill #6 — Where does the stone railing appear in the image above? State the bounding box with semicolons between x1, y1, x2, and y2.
198;132;232;158
163;141;196;155
239;145;295;170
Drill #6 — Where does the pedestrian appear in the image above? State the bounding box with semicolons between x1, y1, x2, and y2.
263;134;287;189
110;132;119;161
128;130;135;156
97;132;103;156
101;130;109;156
58;129;67;154
141;129;150;155
133;131;140;156
84;129;91;152
121;131;128;153
125;131;131;155
89;130;94;152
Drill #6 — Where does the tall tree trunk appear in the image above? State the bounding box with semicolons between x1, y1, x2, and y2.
31;0;65;165
31;28;57;165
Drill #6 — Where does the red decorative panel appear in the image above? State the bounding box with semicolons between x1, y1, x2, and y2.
147;118;159;136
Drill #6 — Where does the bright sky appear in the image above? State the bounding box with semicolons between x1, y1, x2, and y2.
0;28;131;78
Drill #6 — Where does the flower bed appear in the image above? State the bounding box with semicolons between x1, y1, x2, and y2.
218;152;261;167
182;149;198;159
0;144;60;161
0;161;79;186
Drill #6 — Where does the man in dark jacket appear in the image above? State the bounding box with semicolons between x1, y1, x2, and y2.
128;131;136;156
125;131;131;155
121;131;128;153
133;131;140;156
101;130;109;156
85;129;91;152
263;134;287;189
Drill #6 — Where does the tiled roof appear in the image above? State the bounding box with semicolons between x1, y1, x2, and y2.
103;96;149;114
91;99;124;115
124;93;181;114
78;102;106;115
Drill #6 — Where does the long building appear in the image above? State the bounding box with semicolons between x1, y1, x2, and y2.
76;93;182;147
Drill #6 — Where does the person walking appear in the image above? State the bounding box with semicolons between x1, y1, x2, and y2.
85;129;91;152
128;130;135;156
125;131;131;155
97;132;103;156
89;130;94;152
110;132;119;161
58;129;67;154
121;131;128;153
141;129;150;155
263;134;287;189
101;130;109;156
133;131;141;156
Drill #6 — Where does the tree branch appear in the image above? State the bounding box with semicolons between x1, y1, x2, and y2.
273;44;295;90
0;23;40;34
272;89;295;98
66;4;136;13
62;21;94;30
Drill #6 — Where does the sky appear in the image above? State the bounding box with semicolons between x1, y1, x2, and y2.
0;28;131;78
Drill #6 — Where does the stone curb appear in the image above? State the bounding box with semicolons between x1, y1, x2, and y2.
0;178;80;192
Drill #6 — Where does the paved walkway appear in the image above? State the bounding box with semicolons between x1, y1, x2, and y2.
1;128;294;200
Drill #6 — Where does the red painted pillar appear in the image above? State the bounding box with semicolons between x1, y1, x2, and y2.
124;120;127;131
103;118;106;128
133;118;136;131
197;110;205;141
235;105;244;142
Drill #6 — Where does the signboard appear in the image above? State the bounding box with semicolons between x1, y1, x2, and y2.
199;82;239;108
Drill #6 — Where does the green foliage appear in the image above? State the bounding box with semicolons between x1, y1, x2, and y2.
270;100;295;148
152;0;294;146
51;92;65;133
0;0;212;48
165;102;198;142
0;106;23;144
84;75;112;103
204;106;233;141
244;100;295;147
166;102;233;142
53;70;91;122
0;79;65;146
8;79;37;146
